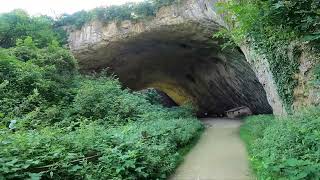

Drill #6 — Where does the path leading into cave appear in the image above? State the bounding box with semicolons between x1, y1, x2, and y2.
170;118;253;180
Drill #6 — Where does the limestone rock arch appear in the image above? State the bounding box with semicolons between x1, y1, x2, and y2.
68;0;277;115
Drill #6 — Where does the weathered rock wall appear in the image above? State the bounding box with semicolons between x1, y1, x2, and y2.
240;45;287;115
293;44;320;109
241;42;320;115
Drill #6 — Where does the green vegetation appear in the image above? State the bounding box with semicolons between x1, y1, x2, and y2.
241;107;320;179
0;10;203;179
139;88;166;106
1;1;319;179
56;0;177;29
217;3;320;177
0;9;67;48
215;0;320;111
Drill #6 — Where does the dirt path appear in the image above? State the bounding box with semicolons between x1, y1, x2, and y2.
170;118;253;180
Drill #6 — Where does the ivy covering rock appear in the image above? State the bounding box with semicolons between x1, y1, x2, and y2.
215;0;320;111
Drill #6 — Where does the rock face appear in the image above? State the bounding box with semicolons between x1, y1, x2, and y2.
68;0;274;115
293;44;320;109
241;42;320;115
240;44;287;115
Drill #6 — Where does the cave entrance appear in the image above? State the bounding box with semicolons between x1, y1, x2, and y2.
74;25;273;116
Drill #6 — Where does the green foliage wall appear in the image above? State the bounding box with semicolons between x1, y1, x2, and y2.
215;0;320;111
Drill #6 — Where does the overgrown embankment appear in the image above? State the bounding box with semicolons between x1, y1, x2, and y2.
240;108;320;179
0;10;203;179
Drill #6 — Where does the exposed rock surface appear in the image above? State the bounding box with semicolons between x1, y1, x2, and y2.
68;0;274;115
240;44;287;115
293;44;320;109
241;42;320;115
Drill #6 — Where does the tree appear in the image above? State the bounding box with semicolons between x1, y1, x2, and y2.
0;9;66;48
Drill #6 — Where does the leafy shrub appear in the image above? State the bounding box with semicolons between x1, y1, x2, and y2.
241;107;320;179
0;37;77;120
0;49;46;117
216;0;320;44
240;115;274;144
69;76;150;126
0;116;202;179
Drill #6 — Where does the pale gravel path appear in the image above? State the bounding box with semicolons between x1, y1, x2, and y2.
169;118;253;180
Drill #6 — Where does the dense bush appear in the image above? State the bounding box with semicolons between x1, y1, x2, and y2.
0;9;203;179
0;67;203;179
215;0;320;111
0;36;77;120
69;76;153;126
0;114;202;179
241;107;320;179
